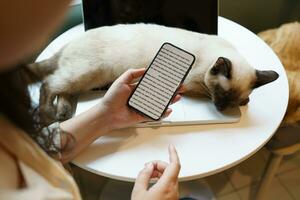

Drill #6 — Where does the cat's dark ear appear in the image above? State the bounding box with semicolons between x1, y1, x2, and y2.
210;57;232;79
253;70;279;88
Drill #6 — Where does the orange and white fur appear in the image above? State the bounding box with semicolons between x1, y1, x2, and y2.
28;24;279;124
259;22;300;126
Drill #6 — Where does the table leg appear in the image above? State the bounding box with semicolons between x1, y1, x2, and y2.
255;153;283;200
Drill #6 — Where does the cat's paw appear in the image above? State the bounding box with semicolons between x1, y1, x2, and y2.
39;105;57;126
56;94;77;122
56;104;73;121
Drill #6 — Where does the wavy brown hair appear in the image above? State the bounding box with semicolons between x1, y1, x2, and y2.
0;64;39;137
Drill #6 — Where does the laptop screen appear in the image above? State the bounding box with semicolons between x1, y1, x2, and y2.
82;0;218;34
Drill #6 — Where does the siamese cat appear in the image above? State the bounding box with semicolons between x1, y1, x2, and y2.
28;24;279;124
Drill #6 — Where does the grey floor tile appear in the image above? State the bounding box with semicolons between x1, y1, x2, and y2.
70;164;108;200
204;172;235;196
277;151;300;174
237;178;293;200
278;167;300;199
217;192;240;200
226;151;267;189
98;179;133;200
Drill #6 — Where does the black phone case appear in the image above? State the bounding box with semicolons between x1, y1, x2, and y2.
127;42;196;120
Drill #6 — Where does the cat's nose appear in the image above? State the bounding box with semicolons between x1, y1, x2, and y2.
215;102;227;111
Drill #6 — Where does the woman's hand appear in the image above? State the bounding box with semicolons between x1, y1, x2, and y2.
59;69;184;162
101;68;182;130
131;144;181;200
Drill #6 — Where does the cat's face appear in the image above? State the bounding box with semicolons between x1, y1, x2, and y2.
204;57;279;111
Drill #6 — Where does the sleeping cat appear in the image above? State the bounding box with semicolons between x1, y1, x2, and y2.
259;22;300;126
28;23;279;124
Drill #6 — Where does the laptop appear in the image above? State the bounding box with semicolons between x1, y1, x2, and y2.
75;91;241;127
78;0;241;127
82;0;218;34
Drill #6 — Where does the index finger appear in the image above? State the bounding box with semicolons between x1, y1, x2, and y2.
155;145;181;186
169;144;180;165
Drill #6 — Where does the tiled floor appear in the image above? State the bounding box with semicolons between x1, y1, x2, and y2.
71;148;300;200
207;149;300;200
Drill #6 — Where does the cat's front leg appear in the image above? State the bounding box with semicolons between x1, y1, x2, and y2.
56;94;78;122
39;82;57;126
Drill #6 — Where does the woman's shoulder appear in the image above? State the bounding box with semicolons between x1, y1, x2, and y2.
0;144;20;189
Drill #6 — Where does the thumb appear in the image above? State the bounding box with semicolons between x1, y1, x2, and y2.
133;162;154;191
119;68;146;84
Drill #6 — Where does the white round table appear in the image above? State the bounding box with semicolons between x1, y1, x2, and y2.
37;17;289;182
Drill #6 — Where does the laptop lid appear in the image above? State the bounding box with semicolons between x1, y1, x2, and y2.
82;0;218;34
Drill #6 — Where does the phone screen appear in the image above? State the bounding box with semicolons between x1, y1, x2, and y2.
128;43;195;120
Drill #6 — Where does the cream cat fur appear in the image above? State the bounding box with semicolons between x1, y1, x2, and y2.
28;24;278;124
259;22;300;126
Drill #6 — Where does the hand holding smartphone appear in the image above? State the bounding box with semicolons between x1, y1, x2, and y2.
127;43;195;120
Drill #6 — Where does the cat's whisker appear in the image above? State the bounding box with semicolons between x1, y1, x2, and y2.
201;86;212;98
198;82;212;98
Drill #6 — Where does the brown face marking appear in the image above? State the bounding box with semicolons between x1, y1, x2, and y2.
213;84;241;110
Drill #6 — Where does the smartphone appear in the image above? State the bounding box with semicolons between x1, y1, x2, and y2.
127;42;195;120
